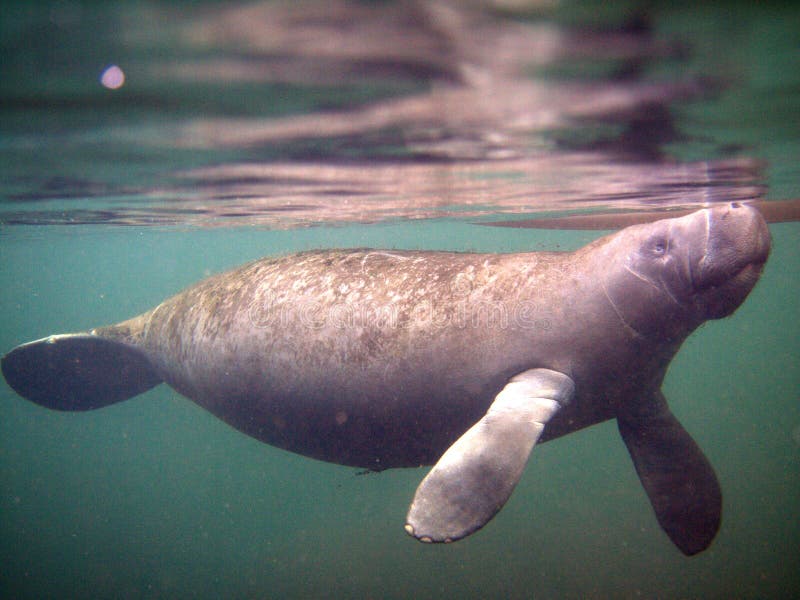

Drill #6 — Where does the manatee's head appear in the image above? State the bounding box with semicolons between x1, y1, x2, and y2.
600;203;771;339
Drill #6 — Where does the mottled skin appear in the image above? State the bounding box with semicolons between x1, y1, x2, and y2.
1;203;770;553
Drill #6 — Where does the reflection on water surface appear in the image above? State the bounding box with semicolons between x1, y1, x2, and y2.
2;0;796;228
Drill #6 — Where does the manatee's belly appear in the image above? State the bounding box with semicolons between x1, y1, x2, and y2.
159;351;618;469
165;358;501;469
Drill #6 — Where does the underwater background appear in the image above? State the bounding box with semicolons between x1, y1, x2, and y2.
1;1;798;598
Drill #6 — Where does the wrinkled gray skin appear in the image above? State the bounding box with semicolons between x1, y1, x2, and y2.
1;203;770;554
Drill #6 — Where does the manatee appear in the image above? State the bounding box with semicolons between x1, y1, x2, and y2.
1;203;770;555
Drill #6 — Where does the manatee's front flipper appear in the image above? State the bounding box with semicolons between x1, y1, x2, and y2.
405;368;575;543
2;334;162;411
618;391;721;556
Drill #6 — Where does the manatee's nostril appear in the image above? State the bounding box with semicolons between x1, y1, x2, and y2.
730;202;742;209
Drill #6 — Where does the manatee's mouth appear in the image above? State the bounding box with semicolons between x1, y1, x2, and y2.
720;259;767;292
694;255;767;293
694;251;769;319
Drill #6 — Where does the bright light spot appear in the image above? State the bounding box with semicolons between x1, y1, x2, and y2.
100;65;125;90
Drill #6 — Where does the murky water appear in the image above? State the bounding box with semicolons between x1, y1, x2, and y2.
1;2;798;598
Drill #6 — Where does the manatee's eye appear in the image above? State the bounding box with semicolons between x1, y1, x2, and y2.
647;236;668;257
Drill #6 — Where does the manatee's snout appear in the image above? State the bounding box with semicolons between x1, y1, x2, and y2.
692;203;771;318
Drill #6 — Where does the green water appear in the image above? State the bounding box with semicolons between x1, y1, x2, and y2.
2;2;799;599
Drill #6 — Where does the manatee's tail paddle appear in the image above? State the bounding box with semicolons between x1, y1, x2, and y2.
1;334;162;411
